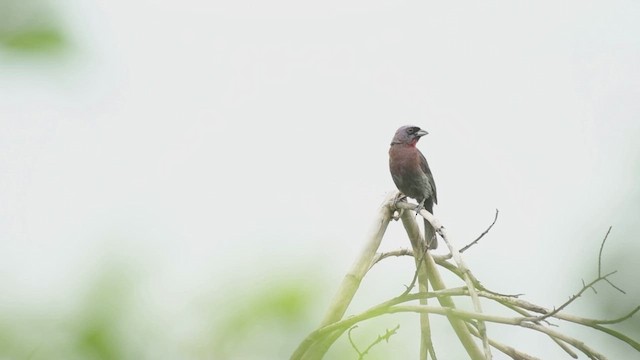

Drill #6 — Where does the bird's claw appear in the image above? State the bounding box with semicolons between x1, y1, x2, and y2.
391;193;407;221
414;199;425;216
392;193;407;208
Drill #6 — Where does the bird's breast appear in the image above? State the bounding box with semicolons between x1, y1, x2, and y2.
389;146;421;173
389;145;432;201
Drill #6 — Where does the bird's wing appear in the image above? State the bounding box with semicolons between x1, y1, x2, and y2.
418;150;437;204
390;170;403;190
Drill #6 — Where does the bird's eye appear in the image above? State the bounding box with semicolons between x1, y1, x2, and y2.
407;128;415;134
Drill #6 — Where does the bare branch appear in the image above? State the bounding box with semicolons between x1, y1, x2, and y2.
291;192;396;360
398;206;485;360
594;305;640;325
393;305;609;359
433;256;524;298
474;291;640;352
372;249;454;268
398;209;434;359
465;323;541;360
293;194;638;360
398;201;494;359
533;271;617;322
318;192;395;327
520;322;608;360
499;302;577;358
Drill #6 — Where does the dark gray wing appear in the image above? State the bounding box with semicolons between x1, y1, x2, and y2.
418;150;437;205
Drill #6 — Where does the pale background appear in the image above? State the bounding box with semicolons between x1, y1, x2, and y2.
1;0;639;359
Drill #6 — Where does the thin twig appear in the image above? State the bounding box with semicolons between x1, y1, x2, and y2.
348;326;363;358
372;249;454;268
355;325;401;359
596;226;626;294
597;226;612;277
532;271;617;322
401;248;428;296
460;209;499;253
604;278;626;294
370;248;414;268
501;302;577;358
476;291;640;351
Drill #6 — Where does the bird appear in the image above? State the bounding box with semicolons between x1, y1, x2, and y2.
389;125;438;249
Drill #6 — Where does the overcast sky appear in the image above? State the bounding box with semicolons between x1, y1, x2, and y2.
1;0;639;358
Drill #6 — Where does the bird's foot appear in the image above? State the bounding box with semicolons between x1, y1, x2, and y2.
414;199;426;216
391;193;407;221
392;192;407;207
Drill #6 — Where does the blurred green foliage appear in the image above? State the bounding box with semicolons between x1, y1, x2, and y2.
0;263;401;359
205;279;319;359
73;268;134;360
199;273;397;359
1;28;65;52
0;266;135;360
0;0;67;54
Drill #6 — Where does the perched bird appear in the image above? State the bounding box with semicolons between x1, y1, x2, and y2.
389;125;438;249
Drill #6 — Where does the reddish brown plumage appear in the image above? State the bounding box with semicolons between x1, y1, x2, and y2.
389;125;438;248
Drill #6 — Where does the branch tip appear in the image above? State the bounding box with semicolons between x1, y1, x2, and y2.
460;208;499;253
597;226;613;277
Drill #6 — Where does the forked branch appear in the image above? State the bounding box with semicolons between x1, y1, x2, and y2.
291;193;639;360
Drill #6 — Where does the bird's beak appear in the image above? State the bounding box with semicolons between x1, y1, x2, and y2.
416;129;429;137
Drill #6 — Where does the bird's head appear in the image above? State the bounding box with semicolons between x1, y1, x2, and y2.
390;125;428;146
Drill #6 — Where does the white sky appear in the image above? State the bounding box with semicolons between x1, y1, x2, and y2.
1;0;639;358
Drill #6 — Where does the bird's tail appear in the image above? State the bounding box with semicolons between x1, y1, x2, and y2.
424;218;437;249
